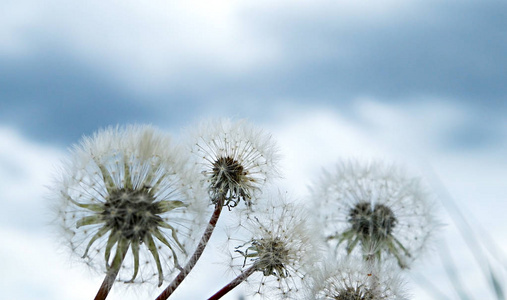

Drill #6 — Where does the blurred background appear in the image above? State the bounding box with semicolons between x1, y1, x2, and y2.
1;0;506;299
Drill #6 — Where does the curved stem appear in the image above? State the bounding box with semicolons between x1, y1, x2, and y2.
208;265;257;300
156;203;223;300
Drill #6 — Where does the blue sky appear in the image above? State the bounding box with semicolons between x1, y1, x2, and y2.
1;0;506;299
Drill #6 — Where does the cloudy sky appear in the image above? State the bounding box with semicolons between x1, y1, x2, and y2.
1;0;506;299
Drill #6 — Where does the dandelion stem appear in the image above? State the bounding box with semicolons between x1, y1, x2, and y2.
207;265;257;300
156;202;223;300
94;242;129;300
94;271;119;300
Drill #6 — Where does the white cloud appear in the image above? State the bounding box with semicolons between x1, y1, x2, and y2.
268;106;393;197
0;0;42;56
0;127;63;229
0;0;280;91
0;228;101;300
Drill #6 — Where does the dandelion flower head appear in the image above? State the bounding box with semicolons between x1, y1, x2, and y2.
52;125;205;287
190;118;279;208
312;160;436;269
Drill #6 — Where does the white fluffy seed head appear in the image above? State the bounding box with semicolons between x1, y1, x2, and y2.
308;255;408;300
189;118;280;208
311;159;438;269
50;124;207;288
226;193;323;299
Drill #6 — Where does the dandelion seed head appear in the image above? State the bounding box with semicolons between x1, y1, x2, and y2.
309;256;408;300
228;194;321;299
51;124;206;288
312;159;437;269
190;118;280;208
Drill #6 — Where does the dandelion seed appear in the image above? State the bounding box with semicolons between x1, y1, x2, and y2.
191;118;279;208
312;160;437;268
51;125;204;296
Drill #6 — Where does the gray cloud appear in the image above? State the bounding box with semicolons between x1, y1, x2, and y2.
224;1;507;102
0;0;505;147
0;52;199;144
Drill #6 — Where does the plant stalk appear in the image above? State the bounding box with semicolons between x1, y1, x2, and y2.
94;243;129;300
208;265;257;300
156;203;223;300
